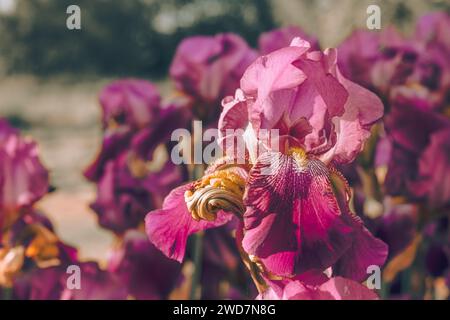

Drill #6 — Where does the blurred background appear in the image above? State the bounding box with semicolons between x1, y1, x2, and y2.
0;0;449;263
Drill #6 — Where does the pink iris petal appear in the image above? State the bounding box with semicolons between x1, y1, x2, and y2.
328;168;388;281
258;275;378;300
242;152;353;277
145;183;233;262
237;38;382;165
333;213;388;282
219;91;249;136
293;51;348;118
317;276;379;300
240;42;309;95
240;44;309;130
318;67;384;164
218;90;250;160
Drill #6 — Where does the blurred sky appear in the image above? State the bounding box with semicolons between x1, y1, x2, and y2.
0;0;15;14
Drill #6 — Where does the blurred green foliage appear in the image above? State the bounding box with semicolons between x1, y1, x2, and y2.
0;0;274;77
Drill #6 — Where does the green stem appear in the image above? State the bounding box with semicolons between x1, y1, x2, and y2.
401;267;412;294
380;281;391;300
1;287;13;300
189;161;205;300
189;232;203;300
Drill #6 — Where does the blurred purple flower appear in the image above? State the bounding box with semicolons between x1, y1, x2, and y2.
61;262;128;300
12;266;66;300
383;102;450;208
107;230;181;299
411;128;450;209
416;12;450;54
375;202;419;259
338;14;450;111
99;79;161;130
425;244;449;278
170;33;257;122
0;119;49;232
337;27;412;93
130;101;192;161
1;211;78;298
423;216;449;278
84;80;190;182
90;151;183;234
6;213;127;300
85;79;191;235
84;129;134;182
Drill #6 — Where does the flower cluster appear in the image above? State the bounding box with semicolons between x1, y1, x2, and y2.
336;12;450;298
146;37;388;299
2;13;449;300
0;120;104;299
84;79;188;234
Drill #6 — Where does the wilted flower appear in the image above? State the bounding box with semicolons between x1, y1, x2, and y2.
14;261;128;300
5;213;125;300
1;211;78;298
0;246;25;287
8;239;127;300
